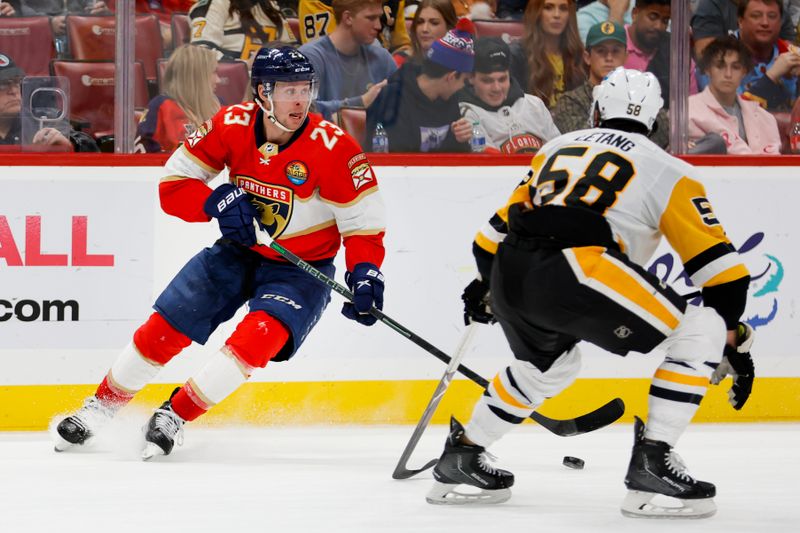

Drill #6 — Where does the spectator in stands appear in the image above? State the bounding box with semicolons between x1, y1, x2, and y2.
0;53;97;151
691;0;796;58
21;1;110;46
299;0;397;120
190;0;295;60
366;17;475;152
0;1;18;17
299;0;412;58
496;0;527;20
689;36;782;154
510;0;586;108
551;20;669;147
577;0;634;43
134;45;221;153
625;0;698;108
458;36;560;153
451;0;496;18
733;0;800;111
393;0;457;66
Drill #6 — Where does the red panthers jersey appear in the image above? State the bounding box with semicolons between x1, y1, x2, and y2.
159;104;386;270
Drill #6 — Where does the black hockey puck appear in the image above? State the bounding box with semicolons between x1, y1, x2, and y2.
562;456;585;469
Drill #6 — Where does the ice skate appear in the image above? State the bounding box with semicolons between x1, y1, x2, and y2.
54;396;117;452
426;417;514;505
141;392;185;461
621;416;716;519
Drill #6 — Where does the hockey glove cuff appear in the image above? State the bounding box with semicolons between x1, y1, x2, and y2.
711;322;755;410
462;278;496;326
203;183;259;247
342;263;385;326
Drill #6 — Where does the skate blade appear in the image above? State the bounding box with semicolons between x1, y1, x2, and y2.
53;435;74;452
425;481;511;505
141;442;167;461
620;490;716;519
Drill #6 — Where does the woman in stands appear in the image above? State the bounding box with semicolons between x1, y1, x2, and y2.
134;45;221;153
394;0;457;66
189;0;295;60
510;0;585;108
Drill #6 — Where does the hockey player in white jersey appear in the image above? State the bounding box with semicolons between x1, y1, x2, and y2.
427;68;755;518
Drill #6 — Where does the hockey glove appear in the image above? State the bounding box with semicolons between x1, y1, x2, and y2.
342;262;385;326
711;322;755;410
462;278;496;325
203;183;259;247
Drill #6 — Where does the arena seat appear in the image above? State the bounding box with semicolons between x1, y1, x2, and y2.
65;15;163;83
472;19;525;41
50;60;148;137
287;18;300;42
338;106;366;150
171;13;191;49
0;17;55;77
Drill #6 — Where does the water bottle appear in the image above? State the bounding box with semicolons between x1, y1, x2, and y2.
372;122;389;153
470;121;486;153
791;121;800;154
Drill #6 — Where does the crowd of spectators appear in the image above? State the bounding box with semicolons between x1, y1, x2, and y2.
1;0;800;154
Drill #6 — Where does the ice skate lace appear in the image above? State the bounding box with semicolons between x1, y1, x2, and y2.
75;397;115;429
477;451;502;475
664;450;695;483
153;408;185;446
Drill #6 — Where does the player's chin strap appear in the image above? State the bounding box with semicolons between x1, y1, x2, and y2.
255;94;311;134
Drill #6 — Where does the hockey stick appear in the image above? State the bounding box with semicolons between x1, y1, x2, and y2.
254;224;625;437
392;322;478;480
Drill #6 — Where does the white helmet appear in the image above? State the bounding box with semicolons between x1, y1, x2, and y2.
591;67;663;133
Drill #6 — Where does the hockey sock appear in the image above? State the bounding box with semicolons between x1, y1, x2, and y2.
171;312;289;421
646;358;712;446
465;348;580;447
95;313;191;406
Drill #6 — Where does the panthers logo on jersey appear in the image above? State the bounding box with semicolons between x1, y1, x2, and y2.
236;176;294;239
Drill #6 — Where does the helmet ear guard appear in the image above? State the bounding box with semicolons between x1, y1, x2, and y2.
590;67;663;133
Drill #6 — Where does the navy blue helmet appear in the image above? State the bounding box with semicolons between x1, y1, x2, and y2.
251;46;317;100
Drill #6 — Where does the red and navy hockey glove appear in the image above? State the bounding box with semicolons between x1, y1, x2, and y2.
203;183;259;247
342;263;384;326
711;322;755;410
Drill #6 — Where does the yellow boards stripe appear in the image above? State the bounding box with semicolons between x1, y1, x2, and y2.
573;248;680;330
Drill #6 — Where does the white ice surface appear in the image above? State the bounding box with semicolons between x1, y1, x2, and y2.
1;419;796;533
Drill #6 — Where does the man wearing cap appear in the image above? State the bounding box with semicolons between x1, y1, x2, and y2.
0;53;97;151
551;20;669;148
366;18;476;152
458;37;560;154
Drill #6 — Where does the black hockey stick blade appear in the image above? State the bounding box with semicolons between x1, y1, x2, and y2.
392;458;438;480
531;397;625;437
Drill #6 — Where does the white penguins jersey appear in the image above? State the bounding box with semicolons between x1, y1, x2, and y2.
476;128;749;289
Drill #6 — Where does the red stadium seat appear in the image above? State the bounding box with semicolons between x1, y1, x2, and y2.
65;15;164;82
0;17;55;77
51;60;148;136
338;106;366;150
158;58;249;105
472;19;524;41
215;59;250;105
287;17;300;42
171;13;190;49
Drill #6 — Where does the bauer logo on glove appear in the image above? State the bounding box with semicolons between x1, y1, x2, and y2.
342;262;385;326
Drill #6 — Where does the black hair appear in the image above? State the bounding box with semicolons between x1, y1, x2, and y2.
634;0;670;8
600;118;652;137
421;58;456;79
698;36;754;73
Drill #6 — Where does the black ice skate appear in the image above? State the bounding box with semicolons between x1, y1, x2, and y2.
141;390;185;461
621;416;716;519
54;396;117;452
426;417;514;505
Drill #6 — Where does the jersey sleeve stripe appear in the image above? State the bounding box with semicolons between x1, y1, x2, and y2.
689;255;748;287
475;230;500;254
683;242;736;277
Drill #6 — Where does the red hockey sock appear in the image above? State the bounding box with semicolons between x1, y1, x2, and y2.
95;375;135;407
170;383;208;422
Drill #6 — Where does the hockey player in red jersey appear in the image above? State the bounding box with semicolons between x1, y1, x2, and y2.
427;68;755;518
54;47;387;459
